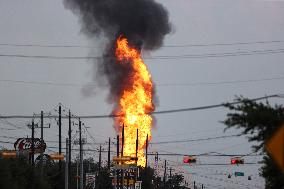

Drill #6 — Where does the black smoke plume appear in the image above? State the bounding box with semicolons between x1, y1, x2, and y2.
64;0;171;106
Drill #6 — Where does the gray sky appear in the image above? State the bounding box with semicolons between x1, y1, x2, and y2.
1;0;284;188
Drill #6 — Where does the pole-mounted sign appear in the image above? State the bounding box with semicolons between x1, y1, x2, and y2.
14;138;46;153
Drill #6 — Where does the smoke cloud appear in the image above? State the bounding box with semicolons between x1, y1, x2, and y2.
64;0;171;106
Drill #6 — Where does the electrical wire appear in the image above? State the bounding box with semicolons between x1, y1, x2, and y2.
1;75;284;88
1;48;284;60
150;134;241;144
1;39;284;48
0;94;280;119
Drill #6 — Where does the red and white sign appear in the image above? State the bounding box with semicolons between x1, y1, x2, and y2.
14;138;46;153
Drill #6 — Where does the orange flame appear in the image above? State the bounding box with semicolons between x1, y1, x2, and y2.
114;36;154;167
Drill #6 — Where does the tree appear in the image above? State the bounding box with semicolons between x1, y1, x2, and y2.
223;97;284;189
0;158;52;189
139;166;187;189
139;166;155;189
166;173;186;189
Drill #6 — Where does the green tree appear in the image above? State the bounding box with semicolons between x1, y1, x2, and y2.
139;167;155;189
0;158;52;189
166;173;186;189
223;97;284;189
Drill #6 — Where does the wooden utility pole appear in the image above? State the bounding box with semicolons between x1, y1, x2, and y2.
146;134;148;168
135;129;138;165
108;137;111;170
59;105;62;170
116;135;120;189
65;138;69;189
163;160;167;189
31;119;35;166
99;145;102;172
135;129;139;182
121;127;125;189
121;125;124;156
68;110;72;183
169;167;172;189
40;111;44;175
79;119;83;189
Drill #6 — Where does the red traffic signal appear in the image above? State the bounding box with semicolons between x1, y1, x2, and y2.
183;156;197;164
231;157;244;164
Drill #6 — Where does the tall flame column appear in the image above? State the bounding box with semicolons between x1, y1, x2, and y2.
114;36;155;167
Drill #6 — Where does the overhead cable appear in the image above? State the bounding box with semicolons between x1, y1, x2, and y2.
1;39;284;48
1;48;284;60
0;94;281;119
1;76;284;87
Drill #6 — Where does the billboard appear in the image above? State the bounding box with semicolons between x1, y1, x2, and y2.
14;138;46;153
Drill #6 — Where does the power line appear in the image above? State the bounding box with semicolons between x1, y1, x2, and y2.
150;134;241;144
0;94;281;119
1;39;284;48
1;48;284;60
1;76;284;88
172;162;263;166
147;151;264;157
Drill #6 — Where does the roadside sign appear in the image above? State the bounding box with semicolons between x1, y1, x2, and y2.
234;172;244;177
112;179;135;186
135;181;142;189
113;156;138;162
266;125;284;173
50;153;65;160
14;138;46;154
113;164;137;170
0;150;16;159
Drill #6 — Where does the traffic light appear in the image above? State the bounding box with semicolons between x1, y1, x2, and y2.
50;153;64;160
183;156;197;164
231;157;244;165
0;150;17;159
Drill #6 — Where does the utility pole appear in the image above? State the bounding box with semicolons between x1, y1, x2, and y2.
68;110;72;184
116;135;120;189
65;138;69;189
117;134;120;157
59;104;62;170
121;125;125;189
135;129;138;165
99;145;102;172
146;134;148;168
135;129;138;182
145;134;148;182
76;158;79;189
31;119;35;166
98;145;102;189
79;119;83;189
107;137;110;170
121;125;124;156
40;111;44;177
163;160;167;189
169;167;172;189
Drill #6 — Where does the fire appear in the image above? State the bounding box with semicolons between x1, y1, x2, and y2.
114;36;155;167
